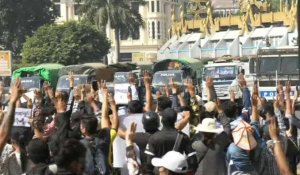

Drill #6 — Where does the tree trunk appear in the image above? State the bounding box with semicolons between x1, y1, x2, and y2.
114;27;120;63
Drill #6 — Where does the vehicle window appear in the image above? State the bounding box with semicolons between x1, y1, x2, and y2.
114;73;129;84
152;72;182;85
204;66;236;79
57;76;88;89
280;57;298;74
21;78;41;90
258;58;279;74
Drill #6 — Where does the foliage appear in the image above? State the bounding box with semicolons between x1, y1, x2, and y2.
22;21;110;65
80;0;145;61
0;0;56;57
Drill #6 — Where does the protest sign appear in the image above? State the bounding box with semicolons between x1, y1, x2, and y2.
14;108;32;127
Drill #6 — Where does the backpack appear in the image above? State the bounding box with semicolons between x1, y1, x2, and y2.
81;137;110;175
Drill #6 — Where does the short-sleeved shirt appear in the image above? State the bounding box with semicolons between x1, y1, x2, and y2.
192;132;230;175
145;128;196;158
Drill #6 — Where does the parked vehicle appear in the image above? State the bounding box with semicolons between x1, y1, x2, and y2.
201;60;255;101
256;47;299;100
12;63;64;91
56;63;114;92
152;58;203;93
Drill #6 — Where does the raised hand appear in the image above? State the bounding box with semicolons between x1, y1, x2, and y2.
128;72;135;85
269;118;279;141
10;78;24;103
169;78;179;95
108;93;116;107
69;71;74;88
206;77;213;88
126;122;137;145
252;84;259;107
285;81;291;95
186;79;195;97
274;96;280;112
143;71;151;87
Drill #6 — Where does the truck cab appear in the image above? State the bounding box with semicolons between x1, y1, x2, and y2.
202;61;254;101
256;47;299;100
152;70;187;93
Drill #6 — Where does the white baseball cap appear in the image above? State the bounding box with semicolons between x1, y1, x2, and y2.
151;151;189;173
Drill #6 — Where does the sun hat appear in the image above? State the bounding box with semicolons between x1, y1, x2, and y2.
151;151;188;173
232;120;257;150
204;101;216;112
196;118;224;134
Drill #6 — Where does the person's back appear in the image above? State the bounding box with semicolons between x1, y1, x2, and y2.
146;128;189;157
145;108;197;174
26;139;53;175
135;112;160;174
80;117;110;175
192;118;230;175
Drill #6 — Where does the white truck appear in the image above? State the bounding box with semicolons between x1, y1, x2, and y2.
201;60;255;101
256;47;299;100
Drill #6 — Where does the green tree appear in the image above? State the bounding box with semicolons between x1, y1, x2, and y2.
22;21;110;65
80;0;145;62
0;0;56;57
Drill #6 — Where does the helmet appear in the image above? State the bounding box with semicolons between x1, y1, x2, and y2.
142;112;160;132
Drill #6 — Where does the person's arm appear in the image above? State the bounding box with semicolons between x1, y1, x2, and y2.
125;122;140;175
206;79;217;102
292;88;298;116
169;78;181;112
277;82;285;109
251;84;259;122
269;118;293;175
175;110;190;130
285;82;293;137
144;71;152;112
0;78;22;154
274;96;286;135
144;138;156;175
242;87;251;109
229;90;235;102
177;94;186;107
285;82;292;117
101;88;110;129
108;93;119;130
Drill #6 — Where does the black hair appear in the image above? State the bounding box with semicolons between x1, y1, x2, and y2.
80;117;98;135
221;101;237;118
11;131;26;149
27;139;50;164
157;96;172;112
11;131;28;171
200;111;214;123
128;100;143;113
55;139;86;168
161;108;177;127
260;102;275;120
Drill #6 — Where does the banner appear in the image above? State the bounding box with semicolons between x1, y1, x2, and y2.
14;108;32;127
132;52;145;62
0;51;12;76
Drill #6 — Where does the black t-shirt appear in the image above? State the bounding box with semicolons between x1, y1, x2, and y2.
145;128;195;158
192;132;230;175
135;132;152;173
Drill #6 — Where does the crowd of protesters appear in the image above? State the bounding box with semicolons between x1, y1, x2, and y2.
0;71;298;175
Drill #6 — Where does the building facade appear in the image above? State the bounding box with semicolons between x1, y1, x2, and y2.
53;0;184;64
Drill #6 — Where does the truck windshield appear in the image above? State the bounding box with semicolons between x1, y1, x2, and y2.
57;76;88;90
114;73;129;84
20;78;41;90
258;56;298;75
152;72;182;86
204;66;236;79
